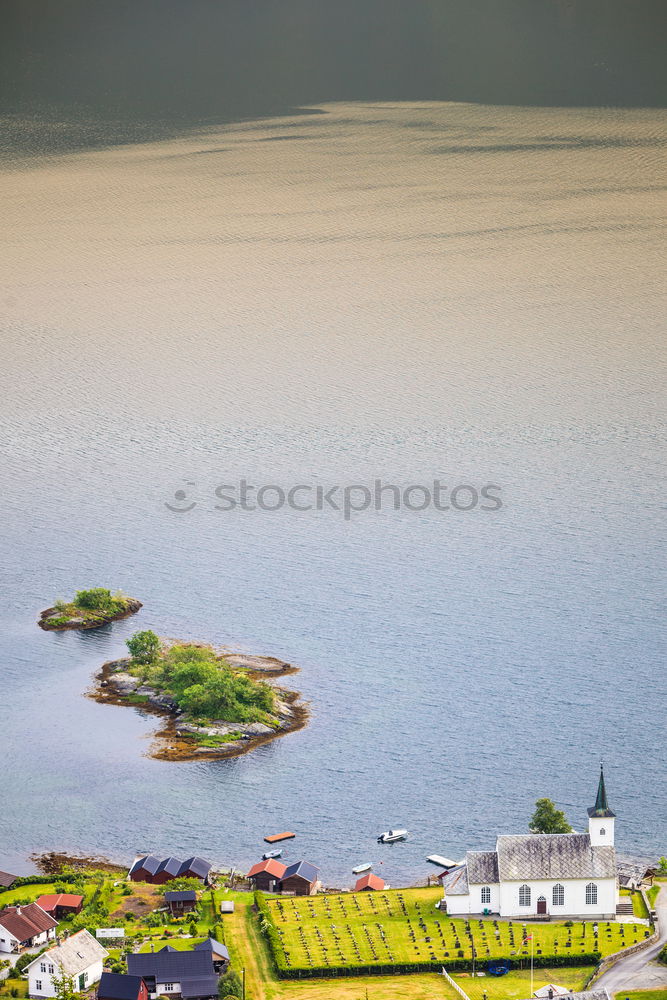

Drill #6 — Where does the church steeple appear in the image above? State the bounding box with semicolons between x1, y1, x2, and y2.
588;763;616;819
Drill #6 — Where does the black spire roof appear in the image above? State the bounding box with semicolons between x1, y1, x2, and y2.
587;764;615;818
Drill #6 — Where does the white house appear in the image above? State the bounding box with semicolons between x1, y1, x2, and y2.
0;904;58;954
25;929;108;998
442;767;619;919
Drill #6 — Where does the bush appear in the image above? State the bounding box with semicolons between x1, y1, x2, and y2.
74;588;122;612
126;630;161;665
217;970;242;998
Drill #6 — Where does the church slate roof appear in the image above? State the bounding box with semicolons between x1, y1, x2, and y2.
496;834;616;880
441;865;469;895
466;851;499;884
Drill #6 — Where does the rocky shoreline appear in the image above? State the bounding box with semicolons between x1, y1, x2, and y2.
90;649;308;761
38;597;143;631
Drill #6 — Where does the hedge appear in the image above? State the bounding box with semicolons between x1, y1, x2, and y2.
272;954;603;980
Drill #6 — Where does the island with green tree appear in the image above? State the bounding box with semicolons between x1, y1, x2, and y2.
92;630;307;760
38;588;142;631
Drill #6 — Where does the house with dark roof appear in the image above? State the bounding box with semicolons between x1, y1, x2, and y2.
98;972;149;1000
127;942;224;999
165;890;197;916
193;938;229;972
0;903;58;954
128;856;212;885
0;872;17;889
246;859;287;892
442;767;619;919
35;894;84;919
277;861;320;896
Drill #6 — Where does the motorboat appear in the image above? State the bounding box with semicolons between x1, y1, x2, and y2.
352;863;372;874
262;850;283;860
377;828;408;843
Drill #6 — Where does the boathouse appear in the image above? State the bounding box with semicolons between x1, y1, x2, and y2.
246;859;287;892
278;861;320;896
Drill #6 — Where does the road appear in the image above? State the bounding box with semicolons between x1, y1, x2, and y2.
595;885;667;997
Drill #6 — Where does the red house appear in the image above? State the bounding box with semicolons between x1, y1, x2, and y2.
128;855;212;885
35;894;84;919
246;859;287;892
277;861;320;896
354;873;385;892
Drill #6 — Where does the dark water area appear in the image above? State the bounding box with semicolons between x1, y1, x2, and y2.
1;0;667;160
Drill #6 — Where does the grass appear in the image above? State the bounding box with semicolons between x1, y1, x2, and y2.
264;887;644;974
647;885;661;908
138;937;207;952
620;888;650;919
0;883;57;905
613;992;667;1000
194;733;243;748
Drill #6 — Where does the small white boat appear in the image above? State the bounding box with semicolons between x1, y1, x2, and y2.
262;850;283;860
352;863;372;874
377;828;408;843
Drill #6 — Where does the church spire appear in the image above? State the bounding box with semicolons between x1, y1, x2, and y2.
587;763;616;818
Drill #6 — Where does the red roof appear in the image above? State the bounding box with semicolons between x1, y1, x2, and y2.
0;903;58;941
247;859;287;879
36;894;84;912
354;873;385;891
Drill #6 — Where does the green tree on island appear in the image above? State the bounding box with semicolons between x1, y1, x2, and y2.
529;797;572;834
75;588;124;613
126;629;161;664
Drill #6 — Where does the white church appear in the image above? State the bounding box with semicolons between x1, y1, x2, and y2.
442;767;619;919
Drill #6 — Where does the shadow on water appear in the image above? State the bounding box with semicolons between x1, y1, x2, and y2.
1;0;666;159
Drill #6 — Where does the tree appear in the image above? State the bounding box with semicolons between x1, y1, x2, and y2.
529;797;572;834
188;919;198;937
75;588;115;611
218;970;242;998
126;630;161;664
657;857;667;875
51;970;78;1000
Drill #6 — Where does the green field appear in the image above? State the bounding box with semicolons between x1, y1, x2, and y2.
262;888;647;977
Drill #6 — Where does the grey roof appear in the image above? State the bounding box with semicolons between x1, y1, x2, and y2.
129;856;161;876
516;992;609;1000
180;857;211;879
441;865;469;895
27;930;108;976
156;857;183;877
194;938;230;962
616;858;657;881
165;890;197;903
496;834;616;880
466;850;499;884
0;871;16;888
179;976;219;998
98;973;145;1000
127;946;214;982
281;861;319;883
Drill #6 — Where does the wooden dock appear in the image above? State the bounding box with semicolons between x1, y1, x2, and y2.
264;831;295;843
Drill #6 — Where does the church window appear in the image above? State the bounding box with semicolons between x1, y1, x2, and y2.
481;886;491;905
586;882;598;905
552;884;565;906
600;828;605;835
519;884;531;906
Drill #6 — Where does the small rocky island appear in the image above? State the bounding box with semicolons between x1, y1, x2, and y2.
38;588;142;631
92;630;307;761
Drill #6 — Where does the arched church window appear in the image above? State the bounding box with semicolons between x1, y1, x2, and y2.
600;828;606;835
552;884;565;906
519;884;531;907
586;882;598;905
481;886;491;905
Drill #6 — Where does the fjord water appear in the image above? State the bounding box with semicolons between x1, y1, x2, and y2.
1;101;665;882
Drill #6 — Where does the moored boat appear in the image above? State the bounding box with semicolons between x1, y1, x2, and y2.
352;863;372;874
377;828;408;843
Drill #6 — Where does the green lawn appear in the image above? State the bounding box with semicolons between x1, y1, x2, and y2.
647;885;661;908
138;936;207;952
264;888;647;975
620;889;650;919
453;966;595;1000
613;991;667;1000
0;883;57;905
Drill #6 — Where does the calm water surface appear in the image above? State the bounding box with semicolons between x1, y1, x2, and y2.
1;102;665;882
